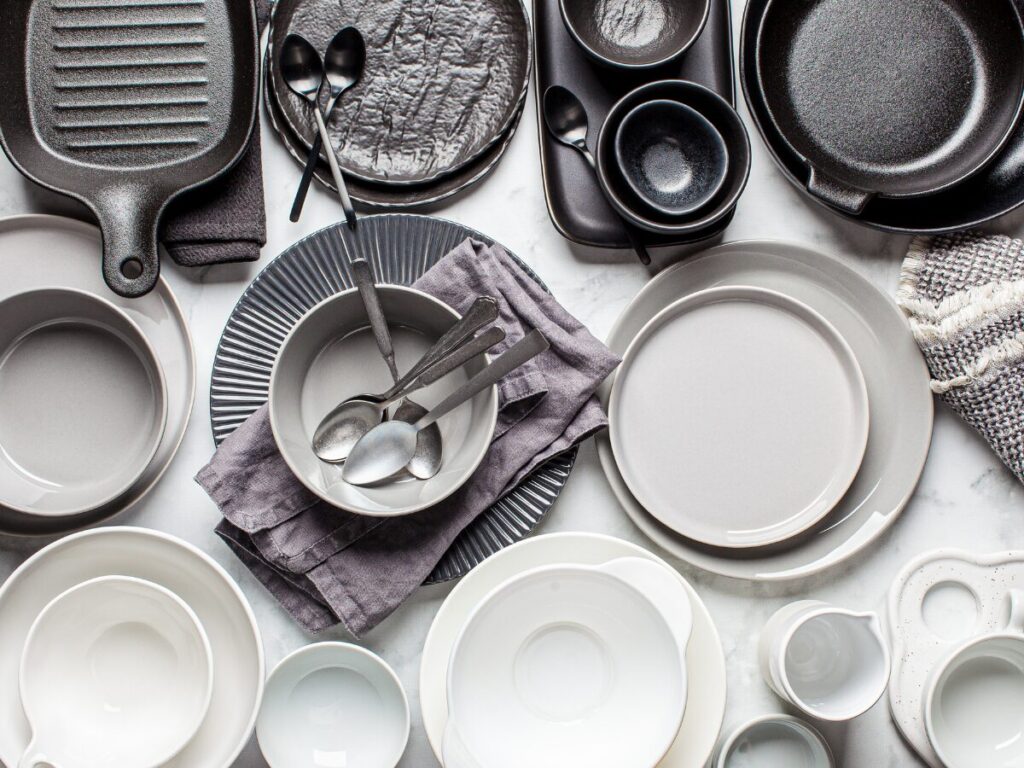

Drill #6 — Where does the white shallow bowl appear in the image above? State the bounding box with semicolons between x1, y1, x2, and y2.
19;576;212;768
0;287;167;517
257;642;410;768
445;558;692;768
714;715;835;768
270;286;498;516
0;527;264;768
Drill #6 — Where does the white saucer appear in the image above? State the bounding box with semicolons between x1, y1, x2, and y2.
598;240;933;579
0;214;195;535
888;549;1024;768
0;527;264;768
420;532;727;768
610;286;868;549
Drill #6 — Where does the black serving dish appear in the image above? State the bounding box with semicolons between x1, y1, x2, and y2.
741;0;1024;234
535;0;736;248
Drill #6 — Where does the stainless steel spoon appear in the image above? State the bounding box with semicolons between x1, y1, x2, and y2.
343;330;550;486
542;85;651;265
290;27;365;223
280;33;357;229
312;293;501;464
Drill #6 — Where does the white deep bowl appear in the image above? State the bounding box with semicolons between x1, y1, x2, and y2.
445;558;692;768
257;642;410;768
19;576;212;768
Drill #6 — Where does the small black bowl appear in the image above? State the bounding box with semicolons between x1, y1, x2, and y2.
559;0;711;69
615;99;729;217
597;80;751;235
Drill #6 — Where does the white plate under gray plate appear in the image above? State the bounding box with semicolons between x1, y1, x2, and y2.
888;549;1024;768
420;532;728;768
0;214;195;535
610;286;868;549
597;240;933;580
0;527;264;768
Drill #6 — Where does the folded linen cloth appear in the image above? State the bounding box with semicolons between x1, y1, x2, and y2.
898;231;1024;483
159;0;268;267
198;239;620;635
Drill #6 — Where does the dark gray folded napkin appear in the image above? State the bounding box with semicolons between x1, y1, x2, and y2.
198;239;620;635
159;0;268;267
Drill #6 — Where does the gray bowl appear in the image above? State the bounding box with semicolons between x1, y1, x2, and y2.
615;99;729;217
0;287;167;517
269;286;498;517
559;0;711;69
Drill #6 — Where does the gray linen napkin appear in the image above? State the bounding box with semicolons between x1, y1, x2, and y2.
898;231;1024;483
159;0;268;267
198;239;620;635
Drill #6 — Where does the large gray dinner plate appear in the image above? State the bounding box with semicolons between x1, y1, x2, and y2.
267;0;531;186
210;215;576;584
598;240;933;580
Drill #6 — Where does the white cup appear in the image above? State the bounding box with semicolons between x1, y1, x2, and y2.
925;589;1024;768
714;714;835;768
759;600;891;721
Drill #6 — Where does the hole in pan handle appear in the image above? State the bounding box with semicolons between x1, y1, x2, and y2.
806;167;873;214
96;190;161;299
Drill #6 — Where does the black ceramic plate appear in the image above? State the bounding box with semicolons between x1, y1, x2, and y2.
741;0;1024;233
267;0;531;186
752;0;1024;214
209;215;577;585
264;53;525;209
535;0;735;248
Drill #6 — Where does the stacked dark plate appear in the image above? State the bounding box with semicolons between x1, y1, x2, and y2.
265;0;532;209
742;0;1024;233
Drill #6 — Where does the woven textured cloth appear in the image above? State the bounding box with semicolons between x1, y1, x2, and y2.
897;231;1024;483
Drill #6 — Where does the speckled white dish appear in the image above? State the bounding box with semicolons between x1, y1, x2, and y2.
610;286;868;549
258;643;409;768
0;214;195;536
889;549;1024;768
420;532;727;768
0;527;264;768
598;240;933;579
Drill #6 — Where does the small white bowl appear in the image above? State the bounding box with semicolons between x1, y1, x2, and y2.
257;642;410;768
714;715;835;768
270;286;498;517
445;557;692;768
19;576;212;768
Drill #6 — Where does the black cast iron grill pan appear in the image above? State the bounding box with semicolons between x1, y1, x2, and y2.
0;0;259;298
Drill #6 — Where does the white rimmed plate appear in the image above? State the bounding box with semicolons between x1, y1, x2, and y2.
0;214;195;535
610;285;868;549
420;532;727;768
0;527;264;768
598;240;932;580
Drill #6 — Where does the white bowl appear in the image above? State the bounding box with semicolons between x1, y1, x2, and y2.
714;715;835;768
19;576;212;768
445;557;692;768
270;286;498;516
257;642;410;768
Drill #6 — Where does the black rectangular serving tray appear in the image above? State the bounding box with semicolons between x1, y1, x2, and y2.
534;0;735;248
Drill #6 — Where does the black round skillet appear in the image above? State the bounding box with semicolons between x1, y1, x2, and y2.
750;0;1024;214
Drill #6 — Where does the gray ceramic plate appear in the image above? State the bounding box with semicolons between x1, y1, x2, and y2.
210;215;577;584
0;214;195;537
267;0;531;186
264;51;525;209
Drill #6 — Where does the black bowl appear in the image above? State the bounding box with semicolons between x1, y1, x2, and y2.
559;0;710;69
597;80;750;234
615;99;729;217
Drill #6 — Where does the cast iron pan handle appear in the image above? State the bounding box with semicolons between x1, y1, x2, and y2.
806;168;873;215
97;191;161;299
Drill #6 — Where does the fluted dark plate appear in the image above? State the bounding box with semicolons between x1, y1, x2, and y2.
209;215;577;584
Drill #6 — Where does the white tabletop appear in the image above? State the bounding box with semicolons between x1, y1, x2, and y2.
2;2;1024;765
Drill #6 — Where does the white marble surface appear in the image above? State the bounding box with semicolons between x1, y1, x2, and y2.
2;2;1024;765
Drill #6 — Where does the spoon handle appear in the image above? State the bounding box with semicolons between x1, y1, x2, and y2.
351;259;400;382
414;330;549;431
289;131;323;222
383;326;505;407
380;296;499;399
311;106;357;229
